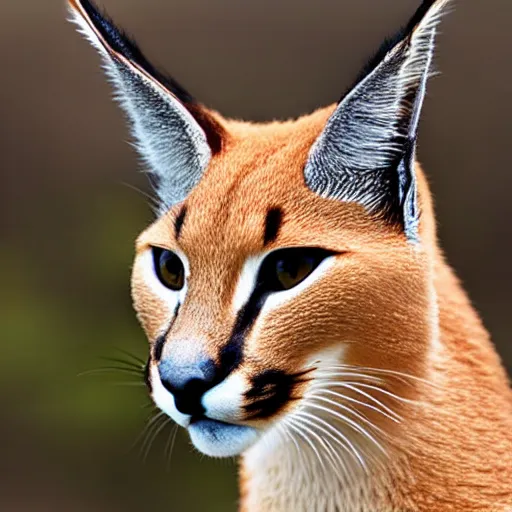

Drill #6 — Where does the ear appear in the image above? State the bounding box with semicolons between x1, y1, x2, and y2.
68;0;225;212
304;0;450;241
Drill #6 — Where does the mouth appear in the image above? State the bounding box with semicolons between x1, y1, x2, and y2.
148;363;295;457
188;416;260;457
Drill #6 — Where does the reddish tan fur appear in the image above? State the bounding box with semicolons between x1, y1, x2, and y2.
132;107;512;510
67;0;512;507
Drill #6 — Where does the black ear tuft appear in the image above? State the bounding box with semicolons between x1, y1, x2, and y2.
75;0;195;105
305;0;450;242
69;0;225;213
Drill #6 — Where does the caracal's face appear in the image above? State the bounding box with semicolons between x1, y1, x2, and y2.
69;0;446;459
131;124;433;456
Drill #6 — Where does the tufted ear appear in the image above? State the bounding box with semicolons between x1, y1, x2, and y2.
68;0;225;213
304;0;450;241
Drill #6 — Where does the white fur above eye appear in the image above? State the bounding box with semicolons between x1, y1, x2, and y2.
231;254;267;312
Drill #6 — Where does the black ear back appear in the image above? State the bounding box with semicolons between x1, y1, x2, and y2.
304;0;450;242
73;0;194;104
68;0;224;212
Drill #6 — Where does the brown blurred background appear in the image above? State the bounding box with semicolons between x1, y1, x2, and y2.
1;0;510;510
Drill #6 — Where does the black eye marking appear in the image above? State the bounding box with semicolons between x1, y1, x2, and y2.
263;207;283;246
144;356;152;393
216;248;333;381
244;369;313;419
153;302;180;361
216;289;267;382
175;205;187;239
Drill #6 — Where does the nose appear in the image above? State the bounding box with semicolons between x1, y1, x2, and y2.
158;358;217;417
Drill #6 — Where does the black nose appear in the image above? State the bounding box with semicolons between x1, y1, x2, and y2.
158;358;216;417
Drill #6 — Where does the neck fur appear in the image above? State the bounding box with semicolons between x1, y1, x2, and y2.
241;426;386;512
239;259;512;512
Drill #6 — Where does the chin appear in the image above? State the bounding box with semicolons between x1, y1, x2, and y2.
188;418;260;457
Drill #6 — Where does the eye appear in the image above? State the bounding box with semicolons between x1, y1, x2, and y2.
259;248;334;292
152;248;185;291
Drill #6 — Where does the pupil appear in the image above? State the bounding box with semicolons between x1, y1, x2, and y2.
164;255;178;274
154;249;184;290
163;254;180;279
278;258;299;279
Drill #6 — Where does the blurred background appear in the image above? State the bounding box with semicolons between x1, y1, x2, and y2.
1;0;510;510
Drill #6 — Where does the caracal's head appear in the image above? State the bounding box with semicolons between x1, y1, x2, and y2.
70;0;449;458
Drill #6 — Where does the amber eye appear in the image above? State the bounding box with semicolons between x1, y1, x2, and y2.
259;248;334;292
153;248;185;290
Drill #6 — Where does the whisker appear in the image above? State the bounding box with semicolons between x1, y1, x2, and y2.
287;417;328;475
291;367;317;379
321;364;440;389
319;382;402;421
120;181;160;207
295;410;367;472
112;346;147;365
165;424;180;470
78;367;145;378
292;413;354;482
274;424;297;475
314;370;385;384
309;393;388;438
131;410;165;451
142;415;170;463
306;400;387;457
99;357;145;371
312;388;401;424
348;382;420;405
278;420;303;462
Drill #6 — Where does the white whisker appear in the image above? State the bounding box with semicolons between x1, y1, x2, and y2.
131;410;165;451
309;392;388;439
314;370;385;384
306;400;387;458
348;382;419;405
321;364;439;389
278;420;303;461
165;423;180;470
314;387;402;424
142;414;170;462
287;417;329;476
295;410;367;472
320;382;402;421
289;415;347;480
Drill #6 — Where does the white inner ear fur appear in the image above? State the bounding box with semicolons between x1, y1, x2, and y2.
303;0;450;220
68;2;212;209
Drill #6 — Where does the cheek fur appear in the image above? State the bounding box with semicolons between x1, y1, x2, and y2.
250;252;431;365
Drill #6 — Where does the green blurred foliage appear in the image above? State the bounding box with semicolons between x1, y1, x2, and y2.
0;191;237;511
